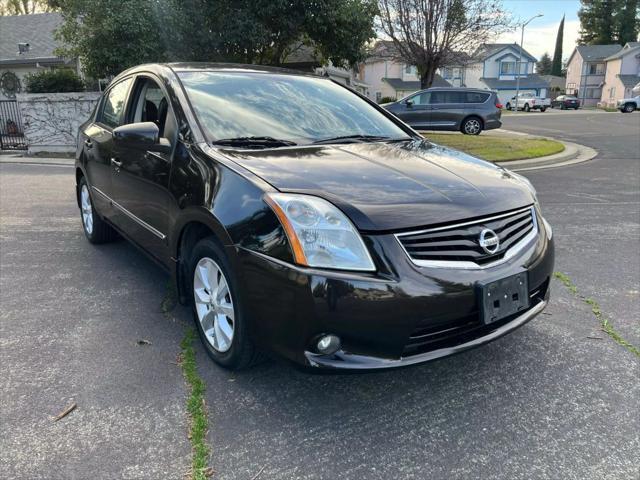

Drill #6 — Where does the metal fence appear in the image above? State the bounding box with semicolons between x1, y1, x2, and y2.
0;100;27;150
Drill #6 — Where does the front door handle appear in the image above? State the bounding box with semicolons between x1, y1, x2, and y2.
111;158;122;171
84;139;93;149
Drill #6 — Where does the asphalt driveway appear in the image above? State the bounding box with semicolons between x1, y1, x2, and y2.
1;111;638;479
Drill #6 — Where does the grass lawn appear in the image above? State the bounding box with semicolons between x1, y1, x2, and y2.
424;133;565;162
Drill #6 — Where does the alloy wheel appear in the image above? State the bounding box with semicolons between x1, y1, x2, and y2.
193;257;235;352
81;184;93;235
464;119;481;135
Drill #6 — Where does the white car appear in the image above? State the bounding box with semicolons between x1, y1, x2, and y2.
505;94;550;112
617;95;639;113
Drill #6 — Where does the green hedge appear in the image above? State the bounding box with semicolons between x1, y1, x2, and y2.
25;69;85;93
378;96;397;104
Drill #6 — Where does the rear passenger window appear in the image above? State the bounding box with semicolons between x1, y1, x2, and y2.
431;91;465;104
465;92;490;103
99;78;132;129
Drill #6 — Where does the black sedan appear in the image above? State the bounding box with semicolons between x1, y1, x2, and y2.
75;63;554;370
551;95;580;110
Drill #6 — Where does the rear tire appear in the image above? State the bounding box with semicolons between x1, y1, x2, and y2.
524;103;531;112
461;117;483;135
78;176;118;244
623;103;635;113
540;107;547;112
189;237;259;370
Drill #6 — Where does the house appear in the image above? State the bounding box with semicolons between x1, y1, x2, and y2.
362;41;450;102
0;13;80;100
540;75;567;98
565;44;623;107
462;43;550;103
600;42;640;108
282;43;370;96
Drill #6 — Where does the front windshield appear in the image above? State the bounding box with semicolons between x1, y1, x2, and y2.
178;71;409;144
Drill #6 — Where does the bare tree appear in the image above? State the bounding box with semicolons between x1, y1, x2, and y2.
377;0;513;88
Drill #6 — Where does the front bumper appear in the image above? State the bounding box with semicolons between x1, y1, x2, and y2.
236;217;554;370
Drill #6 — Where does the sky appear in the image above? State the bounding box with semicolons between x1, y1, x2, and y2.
496;0;582;61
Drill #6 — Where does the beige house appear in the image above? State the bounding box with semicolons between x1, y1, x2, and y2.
362;41;450;102
600;42;640;107
565;44;623;107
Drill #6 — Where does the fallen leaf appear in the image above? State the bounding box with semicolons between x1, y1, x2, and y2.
204;467;215;477
587;335;603;340
137;339;152;346
53;402;77;422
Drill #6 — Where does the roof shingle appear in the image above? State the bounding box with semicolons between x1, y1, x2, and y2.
0;13;65;64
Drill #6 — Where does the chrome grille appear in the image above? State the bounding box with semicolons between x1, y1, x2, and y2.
395;206;538;268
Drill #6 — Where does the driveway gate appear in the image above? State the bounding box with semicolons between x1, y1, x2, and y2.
0;100;27;150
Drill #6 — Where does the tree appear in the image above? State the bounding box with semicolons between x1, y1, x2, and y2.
579;0;639;45
536;53;553;75
377;0;513;88
0;0;53;14
579;0;616;44
552;15;564;76
51;0;378;79
616;0;639;45
52;0;167;79
175;0;379;66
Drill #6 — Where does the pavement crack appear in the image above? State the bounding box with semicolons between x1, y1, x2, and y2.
553;272;640;358
162;282;214;480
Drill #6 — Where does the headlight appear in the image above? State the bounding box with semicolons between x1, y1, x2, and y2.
264;193;375;271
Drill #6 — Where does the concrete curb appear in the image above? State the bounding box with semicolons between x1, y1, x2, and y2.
494;130;598;171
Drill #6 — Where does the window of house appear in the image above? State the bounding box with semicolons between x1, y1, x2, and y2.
609;87;616;99
588;63;604;75
375;91;382;102
585;87;602;98
99;78;132;129
501;62;527;75
405;65;416;75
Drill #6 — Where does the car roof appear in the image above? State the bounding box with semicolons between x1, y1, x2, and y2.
115;62;322;81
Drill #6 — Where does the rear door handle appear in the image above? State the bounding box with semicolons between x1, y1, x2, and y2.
111;158;122;171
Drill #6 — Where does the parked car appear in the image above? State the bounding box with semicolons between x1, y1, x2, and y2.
505;93;550;112
382;87;502;135
75;63;554;371
551;95;581;110
617;95;640;113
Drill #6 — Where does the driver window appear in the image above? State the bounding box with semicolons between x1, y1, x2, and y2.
131;78;177;142
410;92;430;105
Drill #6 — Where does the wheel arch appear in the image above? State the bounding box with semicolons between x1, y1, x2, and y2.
172;209;234;305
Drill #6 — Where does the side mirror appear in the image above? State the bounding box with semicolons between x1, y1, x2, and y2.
113;122;171;154
405;99;414;107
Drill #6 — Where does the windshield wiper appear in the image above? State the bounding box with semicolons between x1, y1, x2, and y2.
312;134;411;145
211;136;297;149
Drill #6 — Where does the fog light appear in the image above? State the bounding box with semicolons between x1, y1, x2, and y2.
316;334;341;355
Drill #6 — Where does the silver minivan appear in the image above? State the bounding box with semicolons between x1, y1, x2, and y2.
383;88;503;135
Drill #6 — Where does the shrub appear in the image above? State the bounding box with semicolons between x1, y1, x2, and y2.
25;69;85;93
378;96;397;104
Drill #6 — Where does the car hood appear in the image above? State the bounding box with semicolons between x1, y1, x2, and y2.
220;140;535;231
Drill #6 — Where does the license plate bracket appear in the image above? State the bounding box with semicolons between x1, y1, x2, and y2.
478;273;529;325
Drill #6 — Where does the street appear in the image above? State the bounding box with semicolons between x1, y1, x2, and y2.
1;111;638;479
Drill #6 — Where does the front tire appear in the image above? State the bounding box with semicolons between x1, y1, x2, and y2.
524;103;531;112
506;102;512;111
461;117;482;135
540;107;547;112
623;103;635;113
78;176;117;244
189;237;258;370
